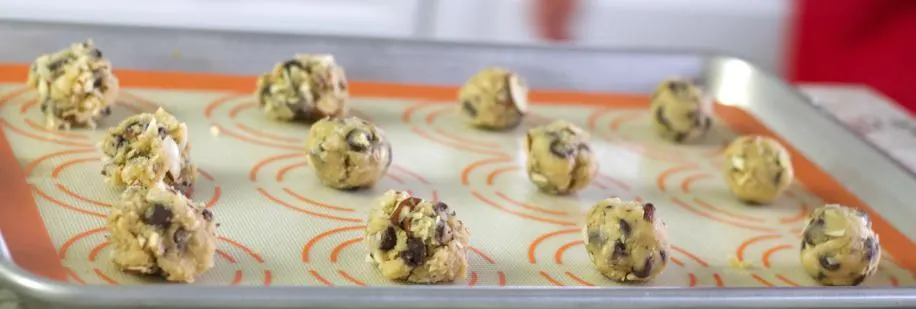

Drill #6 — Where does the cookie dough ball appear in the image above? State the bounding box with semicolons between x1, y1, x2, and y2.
650;78;711;143
524;120;598;194
458;67;528;130
722;135;793;204
99;108;197;193
583;198;669;282
365;190;470;284
26;40;119;130
107;183;217;283
305;116;391;189
255;54;348;121
800;204;880;286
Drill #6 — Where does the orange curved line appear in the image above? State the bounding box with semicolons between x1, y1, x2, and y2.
412;127;508;157
498;271;507;286
693;198;766;223
25;118;89;139
634;196;644;203
330;237;362;263
598;174;631;191
889;275;900;287
670;198;777;233
609;110;644;131
461;157;513;186
527;228;579;264
495;192;568;216
65;267;87;284
236;122;302;144
205;94;242;118
424;105;451;125
713;273;725;287
590;179;609;190
751;274;775;287
119;91;160;109
467;271;479;286
309;270;333;286
778;202;810;224
784;190;797;199
670;257;685;267
657;164;698;192
761;244;792;268
0;119;94;147
230;270;243;285
688;273;697;287
565;272;594;286
34;186;106;219
468;246;496;264
585;108;612;131
473;191;576;227
433;126;501;148
736;234;782;262
401;102;435;123
52;157;98;178
118;100;146;114
338;270;367;286
486;166;520;186
58;227;106;258
389;164;430;185
216;249;238;263
775;275;800;287
384;173;405;184
554;240;584;265
250;153;302;181
431;190;439;202
218;236;264;263
214;124;303;151
790;228;803;235
263;270;273;286
282;188;355;212
204;186;221;209
19;99;36;113
259;189;361;223
680;173;712;194
301;225;365;263
198;168;215;181
671;245;709;267
94;268;119;285
228;102;256;118
56;183;112;208
539;271;564;286
0;87;30;108
276;162;307;182
88;241;111;262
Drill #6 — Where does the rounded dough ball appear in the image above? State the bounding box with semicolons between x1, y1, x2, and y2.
365;190;470;284
650;78;712;143
255;54;348;121
27;39;119;130
722;135;793;204
305;116;392;189
800;204;880;286
107;182;217;283
583;197;669;282
524;120;598;194
99;108;197;193
458;67;528;130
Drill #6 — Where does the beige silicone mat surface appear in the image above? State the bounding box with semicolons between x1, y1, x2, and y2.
1;81;914;288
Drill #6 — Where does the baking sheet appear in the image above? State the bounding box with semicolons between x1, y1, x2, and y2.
0;72;913;288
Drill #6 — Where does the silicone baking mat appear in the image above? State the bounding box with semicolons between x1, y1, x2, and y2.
0;64;914;288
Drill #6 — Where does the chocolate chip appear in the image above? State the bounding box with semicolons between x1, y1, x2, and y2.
549;140;574;158
578;143;591;152
863;236;878;261
618;219;631;238
90;48;103;59
400;237;427;266
281;59;306;72
818;255;840;271
643;203;655;223
93;78;103;89
144;204;173;228
338;80;348;90
379;226;397;251
673;132;687;143
435;222;452;244
800;239;808;250
667;81;688;93
659;250;667;264
157;126;168;138
772;170;783;187
173;228;189;251
703;117;712;130
385;142;393;168
816;272;827;282
100;106;111;116
433;202;449;214
850;274;867;286
459;100;477;117
48;60;64;72
612;240;627;259
632;257;654;278
201;209;213;221
587;230;604;245
40;103;48;113
654;108;671;130
345;129;372;152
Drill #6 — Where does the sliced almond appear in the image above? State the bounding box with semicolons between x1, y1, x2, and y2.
161;136;182;179
507;74;529;113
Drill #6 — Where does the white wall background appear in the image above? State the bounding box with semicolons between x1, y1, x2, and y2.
0;0;791;74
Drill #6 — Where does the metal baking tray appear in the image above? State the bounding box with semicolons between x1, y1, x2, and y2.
1;20;916;309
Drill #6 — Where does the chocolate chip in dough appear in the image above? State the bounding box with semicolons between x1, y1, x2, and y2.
47;60;65;72
400;237;427;266
435;222;452;244
157;126;168;139
549;140;574;158
643;203;656;223
772;170;783;187
100;106;111;116
345;129;372;152
703;117;712;130
578;143;591;152
144;204;173;228
654;108;672;130
281;59;306;73
818;255;841;271
816;272;828;282
667;81;688;94
612;240;627;259
173;228;189;251
850;274;867;286
673;132;688;143
863;236;878;261
90;48;103;59
587;230;605;246
385;142;393;168
201;209;213;222
432;202;449;214
659;250;667;264
338;80;348;91
618;219;631;237
113;135;125;148
632;257;655;278
379;226;397;251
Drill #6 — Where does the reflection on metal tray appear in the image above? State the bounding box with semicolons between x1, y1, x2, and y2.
1;20;916;309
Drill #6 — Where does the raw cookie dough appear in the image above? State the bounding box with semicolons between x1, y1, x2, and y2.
722;135;793;204
107;182;217;283
524;120;598;194
99;108;197;193
800;204;880;286
305;116;392;189
255;54;348;121
26;40;119;130
650;78;711;143
458;67;528;130
583;197;669;282
364;190;470;284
